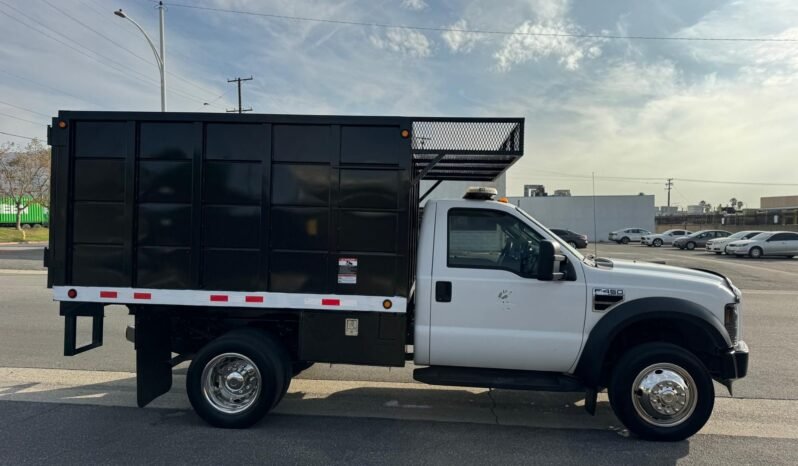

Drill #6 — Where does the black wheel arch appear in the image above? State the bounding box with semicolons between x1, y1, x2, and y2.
574;297;732;388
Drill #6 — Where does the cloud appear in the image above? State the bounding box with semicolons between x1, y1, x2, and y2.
494;20;604;71
370;28;432;58
401;0;428;11
441;19;485;53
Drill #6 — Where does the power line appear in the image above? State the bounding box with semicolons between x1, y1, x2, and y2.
161;1;798;43
520;168;798;187
0;1;224;109
0;100;52;118
675;177;798;187
44;0;226;100
0;111;45;126
0;130;38;141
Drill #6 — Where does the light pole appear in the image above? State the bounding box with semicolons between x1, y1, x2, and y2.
114;2;166;111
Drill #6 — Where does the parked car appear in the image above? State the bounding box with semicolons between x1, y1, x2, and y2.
641;229;692;247
725;231;798;258
550;228;589;249
673;230;732;250
608;228;651;244
706;230;763;254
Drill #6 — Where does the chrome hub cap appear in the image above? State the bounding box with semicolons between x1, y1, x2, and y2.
202;353;261;414
632;363;697;427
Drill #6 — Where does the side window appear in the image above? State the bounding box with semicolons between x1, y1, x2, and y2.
769;233;787;241
784;233;798;241
448;209;543;277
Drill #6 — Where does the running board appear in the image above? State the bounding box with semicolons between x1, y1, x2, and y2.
413;366;584;392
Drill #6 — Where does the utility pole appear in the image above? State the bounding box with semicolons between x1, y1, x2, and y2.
665;178;673;208
227;76;253;113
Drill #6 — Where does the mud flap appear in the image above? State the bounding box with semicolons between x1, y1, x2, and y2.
584;387;597;415
134;309;172;408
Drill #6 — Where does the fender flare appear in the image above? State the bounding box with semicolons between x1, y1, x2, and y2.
574;297;731;387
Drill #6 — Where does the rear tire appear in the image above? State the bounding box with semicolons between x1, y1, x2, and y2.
608;343;714;441
187;328;290;429
621;237;630;244
749;247;763;259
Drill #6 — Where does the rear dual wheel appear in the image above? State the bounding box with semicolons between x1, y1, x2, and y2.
609;343;714;441
187;328;292;428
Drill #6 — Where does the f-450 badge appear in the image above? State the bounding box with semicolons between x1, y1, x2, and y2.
594;288;624;297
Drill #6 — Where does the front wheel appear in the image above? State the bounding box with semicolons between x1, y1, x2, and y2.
686;242;696;250
187;328;290;428
621;237;630;244
749;247;763;259
608;343;714;441
568;241;577;248
653;239;663;247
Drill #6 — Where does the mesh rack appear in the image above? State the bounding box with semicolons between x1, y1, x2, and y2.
411;117;524;182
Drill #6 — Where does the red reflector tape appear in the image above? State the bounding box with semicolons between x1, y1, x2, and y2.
210;295;228;302
321;298;340;306
100;291;117;299
133;292;151;300
245;296;264;303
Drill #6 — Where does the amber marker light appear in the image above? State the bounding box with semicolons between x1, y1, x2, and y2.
382;299;393;310
57;121;67;128
400;129;410;138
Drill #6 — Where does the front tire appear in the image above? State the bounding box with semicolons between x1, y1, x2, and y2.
749;247;763;259
621;237;630;244
686;242;696;250
653;239;663;247
568;241;577;248
608;343;714;441
187;328;290;429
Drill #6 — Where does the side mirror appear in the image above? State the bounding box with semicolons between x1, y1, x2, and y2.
538;240;566;281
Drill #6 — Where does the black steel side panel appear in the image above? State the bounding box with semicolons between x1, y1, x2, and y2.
50;112;413;299
299;311;406;366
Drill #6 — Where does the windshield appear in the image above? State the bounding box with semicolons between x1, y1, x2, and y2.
514;205;586;261
728;231;755;240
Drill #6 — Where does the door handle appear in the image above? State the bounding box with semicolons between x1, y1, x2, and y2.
435;281;452;302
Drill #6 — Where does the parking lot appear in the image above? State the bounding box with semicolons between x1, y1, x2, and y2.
1;243;797;464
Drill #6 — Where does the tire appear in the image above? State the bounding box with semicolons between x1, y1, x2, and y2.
653;239;663;248
568;241;577;248
749;247;763;259
686;242;696;251
608;343;714;441
187;328;290;429
621;237;630;245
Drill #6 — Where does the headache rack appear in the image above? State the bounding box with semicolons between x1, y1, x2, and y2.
411;117;524;182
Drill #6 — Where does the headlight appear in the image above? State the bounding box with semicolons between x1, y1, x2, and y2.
724;303;739;344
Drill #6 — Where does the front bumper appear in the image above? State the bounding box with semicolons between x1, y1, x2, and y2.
719;340;749;380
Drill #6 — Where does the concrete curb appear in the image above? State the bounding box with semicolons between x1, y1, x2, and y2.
0;241;47;246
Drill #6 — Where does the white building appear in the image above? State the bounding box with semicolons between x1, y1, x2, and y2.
507;195;655;243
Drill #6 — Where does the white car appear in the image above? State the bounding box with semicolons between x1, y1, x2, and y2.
641;229;692;247
706;230;763;254
725;231;798;258
608;228;652;244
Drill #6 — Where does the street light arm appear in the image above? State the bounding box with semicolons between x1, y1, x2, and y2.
120;15;163;71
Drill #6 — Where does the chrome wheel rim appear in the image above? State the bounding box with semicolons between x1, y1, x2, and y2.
201;352;261;414
631;363;697;427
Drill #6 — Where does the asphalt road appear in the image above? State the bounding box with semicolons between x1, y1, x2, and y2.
1;243;797;463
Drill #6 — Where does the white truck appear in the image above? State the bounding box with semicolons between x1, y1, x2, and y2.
48;112;748;442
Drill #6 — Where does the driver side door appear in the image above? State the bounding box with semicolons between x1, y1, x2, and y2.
428;207;588;372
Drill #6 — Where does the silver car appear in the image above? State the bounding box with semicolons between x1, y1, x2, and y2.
725;231;798;258
641;229;691;247
706;230;763;254
608;228;652;244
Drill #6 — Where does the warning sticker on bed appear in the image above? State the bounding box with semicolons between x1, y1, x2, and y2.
338;257;358;284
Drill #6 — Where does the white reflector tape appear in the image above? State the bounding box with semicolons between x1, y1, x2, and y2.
52;287;406;313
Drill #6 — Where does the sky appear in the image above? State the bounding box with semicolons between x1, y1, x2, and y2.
1;0;797;208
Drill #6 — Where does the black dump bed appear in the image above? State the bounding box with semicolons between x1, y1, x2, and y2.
47;112;523;300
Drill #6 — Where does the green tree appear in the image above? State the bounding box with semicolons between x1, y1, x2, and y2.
0;139;51;239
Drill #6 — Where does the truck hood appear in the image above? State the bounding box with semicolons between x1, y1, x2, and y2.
584;258;738;323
